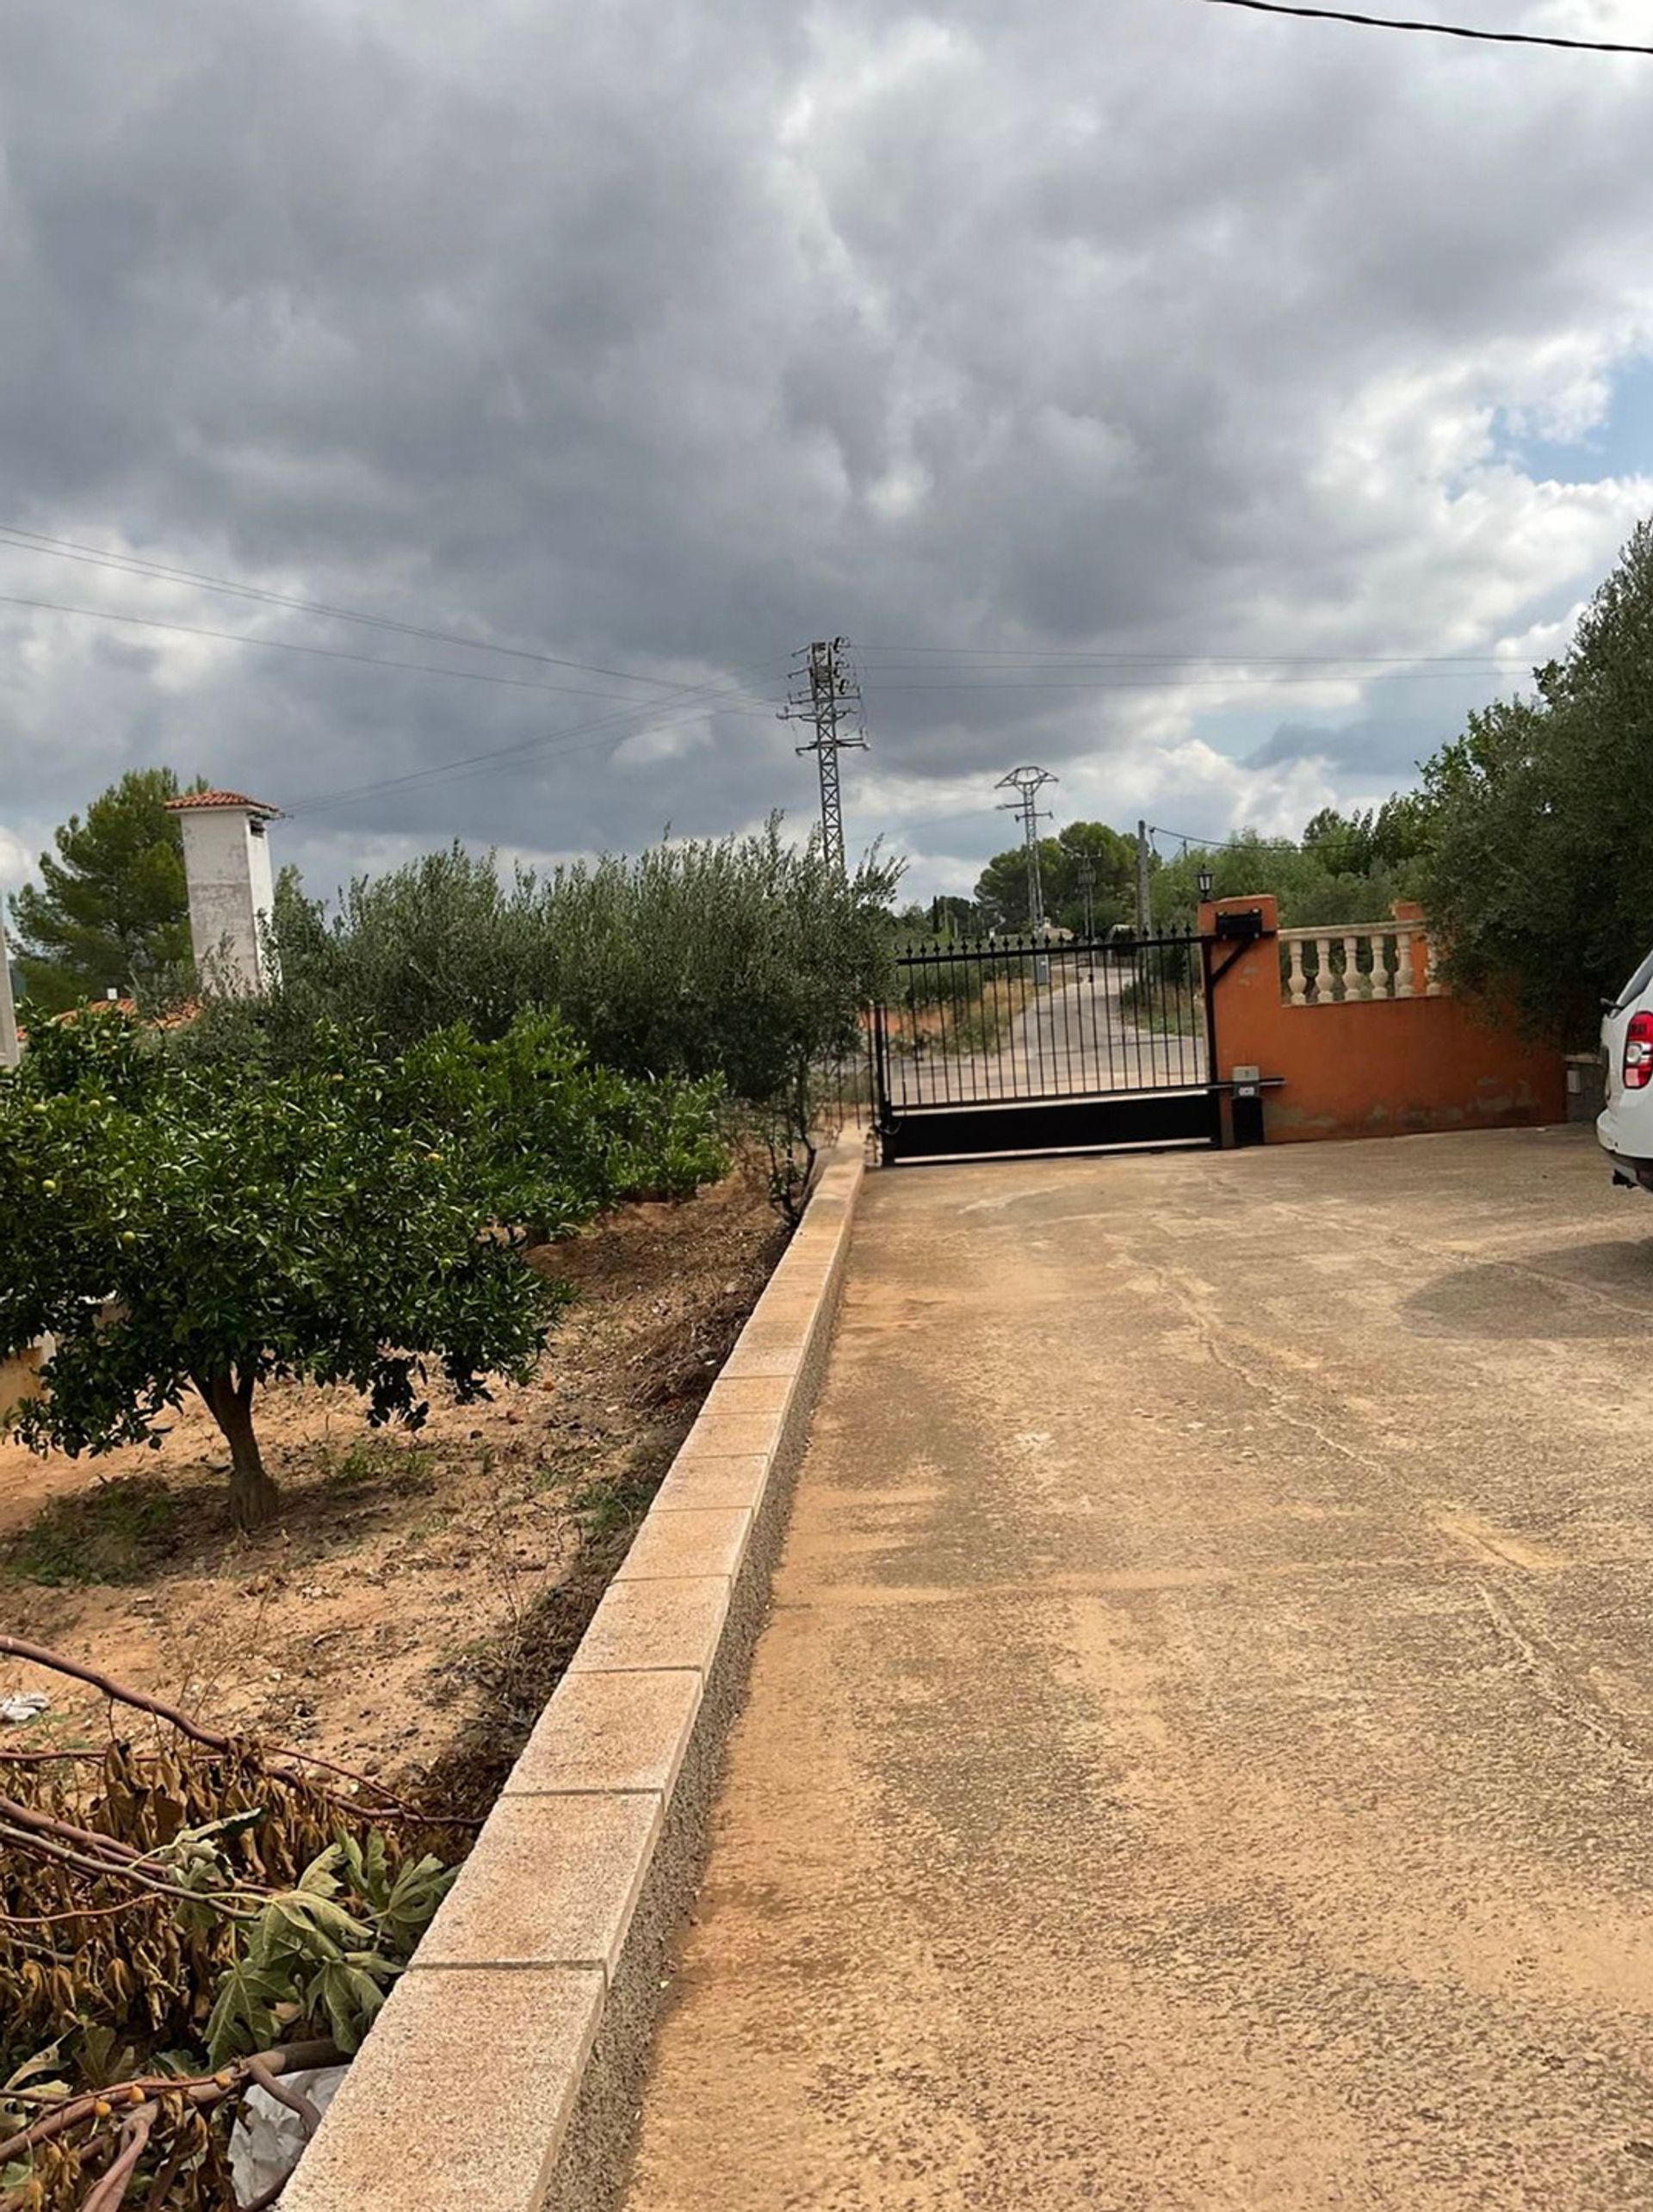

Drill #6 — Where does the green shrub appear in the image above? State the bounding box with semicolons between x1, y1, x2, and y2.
179;821;898;1208
390;1011;727;1242
3;1007;722;1528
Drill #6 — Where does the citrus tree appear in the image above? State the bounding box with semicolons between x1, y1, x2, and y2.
391;1010;727;1245
0;1008;721;1529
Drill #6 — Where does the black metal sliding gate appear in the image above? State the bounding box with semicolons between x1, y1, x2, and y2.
871;929;1222;1165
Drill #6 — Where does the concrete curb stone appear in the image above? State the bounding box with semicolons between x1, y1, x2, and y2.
281;1146;864;2212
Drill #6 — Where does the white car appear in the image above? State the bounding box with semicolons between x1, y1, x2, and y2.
1599;947;1653;1192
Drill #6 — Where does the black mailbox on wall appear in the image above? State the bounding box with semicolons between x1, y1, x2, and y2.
1215;907;1266;942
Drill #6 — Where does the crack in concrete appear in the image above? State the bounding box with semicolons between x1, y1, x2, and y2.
1474;1582;1653;1776
1125;1238;1392;1480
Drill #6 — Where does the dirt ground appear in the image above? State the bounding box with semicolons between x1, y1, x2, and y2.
0;1159;786;1796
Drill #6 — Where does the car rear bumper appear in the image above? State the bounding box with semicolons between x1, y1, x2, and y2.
1602;1146;1653;1192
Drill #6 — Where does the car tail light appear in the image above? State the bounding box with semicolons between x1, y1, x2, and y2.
1626;1010;1653;1090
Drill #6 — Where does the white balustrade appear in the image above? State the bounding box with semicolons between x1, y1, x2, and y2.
1393;926;1415;999
1341;933;1361;1002
1278;922;1446;1005
1286;936;1309;1007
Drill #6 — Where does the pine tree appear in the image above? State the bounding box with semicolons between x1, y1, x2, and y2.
8;768;197;1011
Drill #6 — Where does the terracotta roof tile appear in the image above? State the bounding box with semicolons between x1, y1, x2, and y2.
164;789;282;816
15;997;201;1046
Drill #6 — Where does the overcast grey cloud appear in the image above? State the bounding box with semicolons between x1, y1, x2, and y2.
2;0;1650;906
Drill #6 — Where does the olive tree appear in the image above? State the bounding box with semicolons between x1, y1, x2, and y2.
246;820;897;1091
1420;519;1653;1043
189;819;897;1220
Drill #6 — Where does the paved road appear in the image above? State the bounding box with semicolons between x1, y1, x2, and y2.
623;1128;1653;2209
887;959;1207;1109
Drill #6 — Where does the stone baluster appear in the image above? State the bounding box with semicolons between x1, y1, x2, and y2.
1425;935;1445;996
1340;933;1360;1002
1319;934;1337;1002
1286;937;1309;1006
1393;926;1415;999
1368;930;1390;1000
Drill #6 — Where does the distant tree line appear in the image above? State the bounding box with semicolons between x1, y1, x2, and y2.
1147;794;1433;934
937;800;1429;942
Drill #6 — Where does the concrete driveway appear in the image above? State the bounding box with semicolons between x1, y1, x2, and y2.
622;1127;1653;2209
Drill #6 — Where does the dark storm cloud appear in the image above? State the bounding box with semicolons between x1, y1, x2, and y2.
2;0;1651;899
1245;705;1479;779
1247;717;1428;776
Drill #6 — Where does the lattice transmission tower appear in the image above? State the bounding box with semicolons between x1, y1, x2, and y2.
995;765;1059;933
779;638;868;874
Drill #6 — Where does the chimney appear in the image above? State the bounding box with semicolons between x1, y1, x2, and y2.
165;790;282;996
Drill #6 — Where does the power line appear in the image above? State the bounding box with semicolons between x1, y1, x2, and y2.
0;557;802;821
0;522;716;692
876;802;1000;831
288;676;784;818
857;671;1530;690
0;587;784;714
1186;0;1653;53
1146;820;1306;851
0;570;792;819
0;550;1532;704
857;646;1531;664
294;701;783;821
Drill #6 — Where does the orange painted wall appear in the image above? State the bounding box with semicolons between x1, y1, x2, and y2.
1203;895;1567;1144
0;1343;46;1418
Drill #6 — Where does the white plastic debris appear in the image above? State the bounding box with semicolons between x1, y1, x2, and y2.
0;1690;49;1725
229;2065;347;2208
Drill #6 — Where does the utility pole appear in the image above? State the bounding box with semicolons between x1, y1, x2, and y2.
1075;853;1098;974
0;905;19;1070
1076;855;1097;942
1136;819;1154;936
996;766;1058;934
779;638;867;874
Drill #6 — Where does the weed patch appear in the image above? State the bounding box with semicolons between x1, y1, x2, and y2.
321;1435;439;1494
3;1474;181;1585
570;1464;659;1540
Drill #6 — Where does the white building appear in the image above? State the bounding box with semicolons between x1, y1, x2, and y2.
0;906;19;1069
165;789;282;995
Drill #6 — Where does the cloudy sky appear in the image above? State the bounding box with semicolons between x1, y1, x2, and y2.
2;0;1650;912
